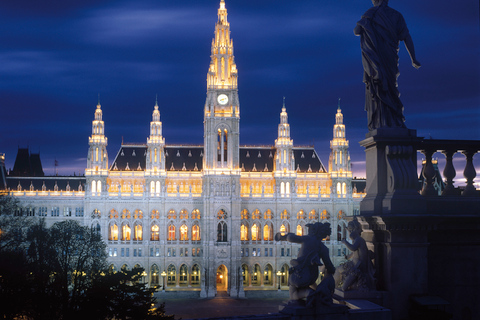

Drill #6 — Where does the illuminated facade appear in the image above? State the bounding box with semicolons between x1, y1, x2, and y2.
4;0;364;298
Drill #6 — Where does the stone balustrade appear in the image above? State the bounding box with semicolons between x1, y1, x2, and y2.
417;139;479;197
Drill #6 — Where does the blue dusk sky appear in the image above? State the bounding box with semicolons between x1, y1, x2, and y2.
1;0;479;179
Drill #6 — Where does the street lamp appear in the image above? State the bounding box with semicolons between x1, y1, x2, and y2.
161;271;167;292
276;270;282;290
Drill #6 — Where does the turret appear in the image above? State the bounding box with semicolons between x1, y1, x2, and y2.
329;99;352;196
274;98;295;197
86;100;108;196
146;97;166;175
275;98;294;173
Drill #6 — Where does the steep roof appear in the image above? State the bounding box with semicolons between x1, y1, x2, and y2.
11;148;44;177
110;144;327;173
110;144;147;171
6;176;85;192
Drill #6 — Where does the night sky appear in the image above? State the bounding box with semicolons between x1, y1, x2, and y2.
1;0;479;179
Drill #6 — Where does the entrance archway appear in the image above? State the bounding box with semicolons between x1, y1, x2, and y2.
216;265;228;291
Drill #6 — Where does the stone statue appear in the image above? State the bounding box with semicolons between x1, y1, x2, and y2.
275;222;335;306
354;0;420;131
334;220;375;291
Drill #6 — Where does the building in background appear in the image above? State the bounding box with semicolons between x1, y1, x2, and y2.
2;0;364;297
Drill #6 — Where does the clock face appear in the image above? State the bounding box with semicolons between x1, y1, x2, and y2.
217;94;229;105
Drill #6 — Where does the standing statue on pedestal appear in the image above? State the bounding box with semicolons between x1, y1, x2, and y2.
334;220;375;291
275;222;336;307
355;0;421;131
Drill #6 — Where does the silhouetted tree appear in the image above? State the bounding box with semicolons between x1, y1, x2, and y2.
80;266;174;320
0;195;32;320
0;199;174;320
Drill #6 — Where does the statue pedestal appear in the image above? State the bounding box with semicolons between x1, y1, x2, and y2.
359;128;426;215
334;289;387;307
279;302;349;318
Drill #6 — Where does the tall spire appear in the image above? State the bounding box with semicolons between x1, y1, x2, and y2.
149;97;162;139
207;0;238;90
280;97;288;126
335;98;344;128
275;98;294;173
146;97;165;174
329;99;351;175
87;99;108;181
203;0;240;172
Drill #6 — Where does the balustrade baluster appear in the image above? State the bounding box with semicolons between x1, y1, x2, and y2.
441;149;456;196
462;150;477;196
420;149;437;196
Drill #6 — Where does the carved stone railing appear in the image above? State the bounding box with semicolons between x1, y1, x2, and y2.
360;129;479;216
417;139;479;197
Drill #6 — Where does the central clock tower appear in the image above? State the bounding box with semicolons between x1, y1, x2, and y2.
203;0;240;173
202;0;242;299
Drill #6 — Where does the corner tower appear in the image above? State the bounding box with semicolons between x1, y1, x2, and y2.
329;99;352;196
274;98;296;196
146;98;166;174
145;98;166;196
86;101;108;196
203;0;240;173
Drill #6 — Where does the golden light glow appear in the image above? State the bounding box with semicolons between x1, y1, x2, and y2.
122;224;131;241
296;225;303;236
110;224;118;241
251;224;258;241
207;1;238;90
134;224;143;241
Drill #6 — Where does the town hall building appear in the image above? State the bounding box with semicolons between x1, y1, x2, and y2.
2;0;364;297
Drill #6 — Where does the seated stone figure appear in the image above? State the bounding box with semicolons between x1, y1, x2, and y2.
275;222;335;306
334;220;375;291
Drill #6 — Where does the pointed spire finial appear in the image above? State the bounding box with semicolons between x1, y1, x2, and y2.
282;96;286;111
155;94;159;108
337;98;341;111
97;93;101;108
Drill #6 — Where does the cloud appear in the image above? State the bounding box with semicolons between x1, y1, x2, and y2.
78;6;211;46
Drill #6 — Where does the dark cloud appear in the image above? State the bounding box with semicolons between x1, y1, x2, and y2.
0;0;478;176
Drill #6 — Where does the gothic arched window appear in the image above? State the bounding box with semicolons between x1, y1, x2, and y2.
217;221;227;242
296;224;303;236
241;209;249;220
150;264;159;286
180;209;188;220
320;210;329;220
263;223;273;241
191;209;201;219
179;264;188;286
151;224;159;241
180;224;188;241
264;209;273;220
167;265;176;286
240;223;248;241
297;210;305;220
167;224;176;241
191;264;200;286
192;224;200;241
251;223;259;241
109;223;118;241
280;210;289;220
133;223;143;241
121;223;131;241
